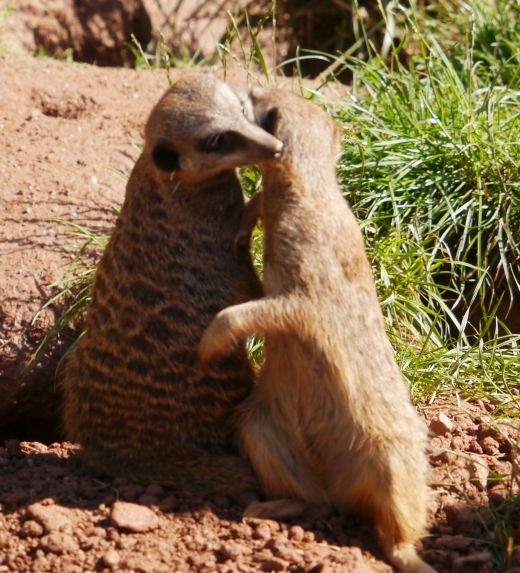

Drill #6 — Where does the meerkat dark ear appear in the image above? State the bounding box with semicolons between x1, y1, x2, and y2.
152;143;180;172
260;108;279;136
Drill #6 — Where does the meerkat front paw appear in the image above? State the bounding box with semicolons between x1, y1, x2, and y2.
199;310;236;365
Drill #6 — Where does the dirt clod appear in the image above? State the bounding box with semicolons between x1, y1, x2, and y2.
429;412;454;435
100;549;121;568
109;501;159;533
39;531;79;554
26;502;74;533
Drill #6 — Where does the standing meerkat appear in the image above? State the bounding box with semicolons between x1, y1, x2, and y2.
199;88;435;572
61;71;283;495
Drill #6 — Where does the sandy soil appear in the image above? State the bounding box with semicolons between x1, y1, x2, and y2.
0;54;167;439
0;54;519;572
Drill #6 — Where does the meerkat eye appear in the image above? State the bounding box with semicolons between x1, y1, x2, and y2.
201;132;228;152
200;131;241;153
152;143;180;172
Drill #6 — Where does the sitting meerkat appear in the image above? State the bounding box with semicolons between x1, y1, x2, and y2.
61;71;283;495
199;88;435;573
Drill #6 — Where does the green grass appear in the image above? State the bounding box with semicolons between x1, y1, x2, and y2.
0;2;12;54
322;3;519;406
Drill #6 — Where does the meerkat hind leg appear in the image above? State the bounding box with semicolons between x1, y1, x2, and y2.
239;406;327;521
385;542;436;573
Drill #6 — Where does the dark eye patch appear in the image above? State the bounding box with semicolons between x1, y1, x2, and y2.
152;143;180;172
199;131;241;153
260;108;279;135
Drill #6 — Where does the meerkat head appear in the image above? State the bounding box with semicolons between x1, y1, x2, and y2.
249;87;341;164
144;71;283;184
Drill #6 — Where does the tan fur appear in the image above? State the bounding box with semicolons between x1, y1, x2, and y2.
199;88;435;572
60;71;283;496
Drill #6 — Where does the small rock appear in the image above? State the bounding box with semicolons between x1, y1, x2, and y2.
481;436;500;455
444;501;476;526
219;541;248;560
429;412;454;435
450;436;464;450
288;525;305;541
110;501;159;533
488;483;510;505
101;550;121;568
27;503;74;533
253;522;272;541
478;423;503;442
466;459;489;490
260;558;285;572
469;441;484;454
22;520;44;538
122;555;168;573
431;449;457;465
453;551;492;571
230;522;252;539
39;532;79;554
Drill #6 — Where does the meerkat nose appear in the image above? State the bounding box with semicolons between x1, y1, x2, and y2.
273;140;284;158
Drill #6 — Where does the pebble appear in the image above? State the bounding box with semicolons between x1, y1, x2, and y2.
260;558;285;572
101;549;121;568
27;502;74;533
429;412;454;435
110;501;159;533
122;555;168;573
39;532;79;554
488;482;510;505
288;525;305;541
218;541;249;559
466;459;489;490
22;519;44;538
481;436;500;455
253;522;272;541
443;501;476;526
